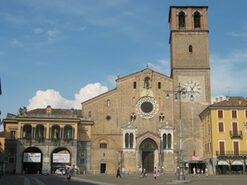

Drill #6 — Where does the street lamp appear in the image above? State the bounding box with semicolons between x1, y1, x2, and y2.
165;83;195;181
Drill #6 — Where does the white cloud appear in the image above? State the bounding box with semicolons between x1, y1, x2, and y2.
34;28;44;34
27;83;108;110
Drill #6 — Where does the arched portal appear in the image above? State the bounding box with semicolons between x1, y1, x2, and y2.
51;147;71;173
140;138;158;172
23;147;42;174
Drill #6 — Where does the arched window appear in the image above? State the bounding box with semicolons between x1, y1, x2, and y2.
144;77;150;89
189;45;193;53
133;81;137;89
64;125;72;140
130;133;134;148
52;125;60;140
107;99;111;107
23;124;32;139
179;11;185;28
36;124;45;140
194;11;201;28
168;134;172;149
163;134;167;149
125;133;129;148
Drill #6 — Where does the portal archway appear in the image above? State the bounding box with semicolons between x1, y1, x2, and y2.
23;147;42;174
51;147;71;173
140;138;158;172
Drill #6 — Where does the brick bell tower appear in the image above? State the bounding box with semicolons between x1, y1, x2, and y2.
169;6;211;165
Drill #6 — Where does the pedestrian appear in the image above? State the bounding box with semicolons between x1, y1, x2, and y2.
139;167;143;177
154;167;157;179
67;168;71;180
157;170;160;177
116;167;121;178
205;167;208;177
193;167;196;176
143;168;146;177
122;167;125;178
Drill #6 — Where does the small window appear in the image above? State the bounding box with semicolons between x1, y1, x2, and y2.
158;82;161;89
218;122;224;132
107;99;111;107
179;11;185;28
100;143;107;149
194;11;201;28
189;45;193;53
245;110;247;119
218;110;223;119
133;81;137;89
232;110;237;119
88;111;91;118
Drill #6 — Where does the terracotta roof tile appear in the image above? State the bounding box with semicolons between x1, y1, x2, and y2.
211;97;247;108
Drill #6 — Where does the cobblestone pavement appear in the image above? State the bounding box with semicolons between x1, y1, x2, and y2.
72;173;247;185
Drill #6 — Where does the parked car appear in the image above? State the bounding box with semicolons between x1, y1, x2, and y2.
41;169;49;175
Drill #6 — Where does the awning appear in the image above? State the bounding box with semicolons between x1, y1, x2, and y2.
232;160;243;165
218;160;229;165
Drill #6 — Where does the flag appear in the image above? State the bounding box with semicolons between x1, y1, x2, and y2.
54;129;57;139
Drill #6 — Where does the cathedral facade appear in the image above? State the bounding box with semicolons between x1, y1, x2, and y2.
81;6;211;174
3;6;212;175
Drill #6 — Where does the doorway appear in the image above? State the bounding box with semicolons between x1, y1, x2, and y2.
140;138;157;173
100;163;106;173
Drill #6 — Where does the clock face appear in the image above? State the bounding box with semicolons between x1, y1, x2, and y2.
184;80;201;97
136;96;159;119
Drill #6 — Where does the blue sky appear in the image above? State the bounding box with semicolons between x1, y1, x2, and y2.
1;0;247;118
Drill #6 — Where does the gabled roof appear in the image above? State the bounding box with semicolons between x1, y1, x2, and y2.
116;68;171;82
82;68;172;105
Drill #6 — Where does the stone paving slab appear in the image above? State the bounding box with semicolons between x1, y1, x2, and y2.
72;174;247;185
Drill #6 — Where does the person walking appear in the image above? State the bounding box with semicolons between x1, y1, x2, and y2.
116;167;121;178
154;167;157;179
139;167;143;177
122;167;125;178
67;168;71;180
143;168;146;177
193;167;196;176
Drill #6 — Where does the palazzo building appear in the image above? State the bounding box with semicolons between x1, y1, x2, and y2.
200;97;247;175
81;6;211;174
3;6;212;174
3;106;93;174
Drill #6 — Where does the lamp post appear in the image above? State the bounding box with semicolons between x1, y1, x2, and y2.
165;83;195;181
